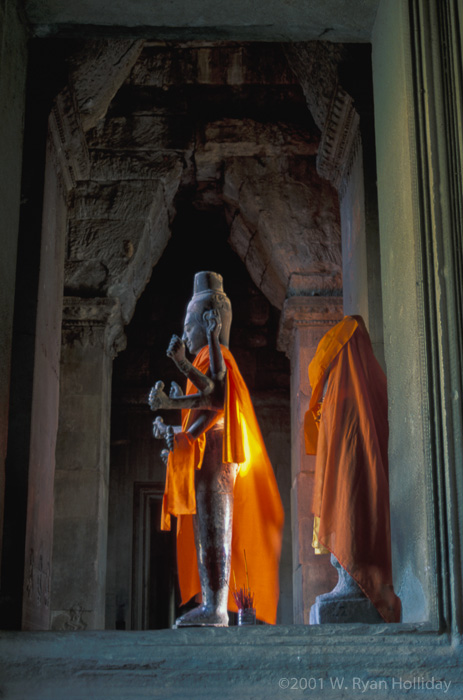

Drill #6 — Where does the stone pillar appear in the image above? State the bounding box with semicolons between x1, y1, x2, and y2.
277;295;343;624
50;298;125;630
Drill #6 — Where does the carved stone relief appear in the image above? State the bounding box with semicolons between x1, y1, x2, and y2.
51;603;88;631
61;297;126;358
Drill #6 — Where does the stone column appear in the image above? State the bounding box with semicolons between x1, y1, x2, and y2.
50;297;125;630
277;295;343;624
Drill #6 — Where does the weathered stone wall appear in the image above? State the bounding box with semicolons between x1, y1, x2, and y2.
0;0;28;577
372;0;435;623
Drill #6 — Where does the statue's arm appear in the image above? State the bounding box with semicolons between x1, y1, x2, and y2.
148;381;217;411
166;334;214;395
152;409;219;465
204;309;226;381
149;311;228;412
184;410;221;440
150;356;222;463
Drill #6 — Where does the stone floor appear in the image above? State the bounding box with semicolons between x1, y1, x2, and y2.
1;624;462;699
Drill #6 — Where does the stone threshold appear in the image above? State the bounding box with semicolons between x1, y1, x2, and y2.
1;624;462;699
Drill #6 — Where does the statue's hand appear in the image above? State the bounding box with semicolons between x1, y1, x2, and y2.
148;381;169;411
167;334;187;365
152;416;167;439
204;308;222;339
169;381;183;398
154;418;175;454
165;425;175;452
160;449;170;466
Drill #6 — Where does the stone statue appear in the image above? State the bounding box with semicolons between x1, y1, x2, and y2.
148;272;284;627
305;315;401;624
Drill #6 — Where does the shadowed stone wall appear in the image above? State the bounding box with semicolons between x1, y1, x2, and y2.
0;0;28;579
1;42;70;628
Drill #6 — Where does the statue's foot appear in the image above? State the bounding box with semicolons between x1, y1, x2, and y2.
173;605;228;628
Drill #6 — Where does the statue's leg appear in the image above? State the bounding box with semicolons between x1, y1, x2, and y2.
174;428;236;627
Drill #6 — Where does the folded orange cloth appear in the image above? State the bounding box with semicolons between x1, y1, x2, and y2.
161;345;284;624
305;316;401;623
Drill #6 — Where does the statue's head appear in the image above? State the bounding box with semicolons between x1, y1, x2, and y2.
183;271;232;355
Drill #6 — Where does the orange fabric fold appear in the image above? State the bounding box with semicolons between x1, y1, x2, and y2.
161;432;206;531
162;345;284;625
305;316;401;623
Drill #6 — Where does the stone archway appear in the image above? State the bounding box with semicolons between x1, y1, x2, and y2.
17;38;372;629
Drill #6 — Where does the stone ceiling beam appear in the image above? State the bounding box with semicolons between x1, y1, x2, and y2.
223;158;342;309
24;1;380;42
69;40;144;132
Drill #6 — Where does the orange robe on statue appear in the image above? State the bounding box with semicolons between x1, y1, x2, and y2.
304;316;401;623
161;345;284;625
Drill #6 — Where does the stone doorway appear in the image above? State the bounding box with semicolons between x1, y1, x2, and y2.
130;483;177;630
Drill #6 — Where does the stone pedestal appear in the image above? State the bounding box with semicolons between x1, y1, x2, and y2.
310;555;382;624
50;298;125;630
277;295;343;624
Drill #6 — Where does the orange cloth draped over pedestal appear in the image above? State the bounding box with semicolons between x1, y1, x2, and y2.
161;345;284;625
304;316;401;623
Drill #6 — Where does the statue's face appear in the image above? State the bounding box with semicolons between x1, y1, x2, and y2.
182;309;207;355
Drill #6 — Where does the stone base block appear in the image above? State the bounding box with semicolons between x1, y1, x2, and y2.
310;594;383;624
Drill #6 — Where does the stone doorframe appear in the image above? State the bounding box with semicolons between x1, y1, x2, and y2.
19;0;462;633
131;483;177;631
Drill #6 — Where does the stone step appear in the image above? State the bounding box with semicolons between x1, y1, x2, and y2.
0;624;461;699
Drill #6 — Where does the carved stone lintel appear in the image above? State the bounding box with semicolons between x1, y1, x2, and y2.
61;296;126;358
48;87;90;194
277;295;344;358
317;85;360;192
